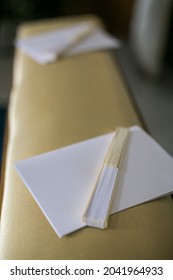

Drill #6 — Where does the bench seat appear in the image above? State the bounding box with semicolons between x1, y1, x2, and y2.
0;15;173;259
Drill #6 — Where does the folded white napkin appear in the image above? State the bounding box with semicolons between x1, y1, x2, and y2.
16;21;121;64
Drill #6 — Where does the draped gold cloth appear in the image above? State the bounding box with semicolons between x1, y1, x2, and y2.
0;16;173;259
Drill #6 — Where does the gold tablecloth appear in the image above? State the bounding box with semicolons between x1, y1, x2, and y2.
0;15;173;259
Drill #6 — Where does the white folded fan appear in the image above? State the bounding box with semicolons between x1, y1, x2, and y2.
83;127;129;229
14;126;173;237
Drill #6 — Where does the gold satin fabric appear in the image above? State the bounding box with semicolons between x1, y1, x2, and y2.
0;16;173;259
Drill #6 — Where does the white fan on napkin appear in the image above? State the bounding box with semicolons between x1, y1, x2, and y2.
16;21;121;64
15;126;173;237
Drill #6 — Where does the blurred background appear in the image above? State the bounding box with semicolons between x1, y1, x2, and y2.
0;0;173;167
